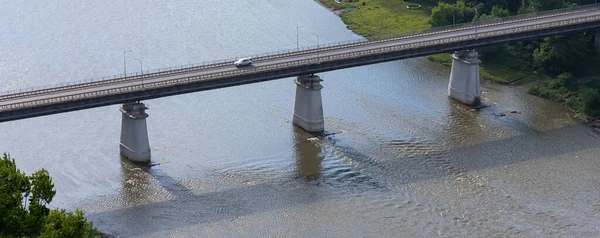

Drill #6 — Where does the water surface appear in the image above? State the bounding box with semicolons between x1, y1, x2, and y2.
1;0;600;237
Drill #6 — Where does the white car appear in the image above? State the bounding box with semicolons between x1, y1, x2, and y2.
234;58;252;67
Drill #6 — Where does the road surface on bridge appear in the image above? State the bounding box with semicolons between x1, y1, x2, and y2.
1;6;600;113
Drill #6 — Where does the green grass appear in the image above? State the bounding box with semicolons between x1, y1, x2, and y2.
426;53;548;84
319;0;432;37
480;61;548;84
316;0;550;86
318;0;530;85
528;78;600;117
427;53;452;66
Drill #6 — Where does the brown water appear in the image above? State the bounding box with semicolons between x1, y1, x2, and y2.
1;0;600;237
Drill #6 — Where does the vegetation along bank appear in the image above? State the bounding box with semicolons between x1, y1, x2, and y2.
0;154;104;237
318;0;600;119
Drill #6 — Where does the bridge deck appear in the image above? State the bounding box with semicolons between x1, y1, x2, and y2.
2;5;600;122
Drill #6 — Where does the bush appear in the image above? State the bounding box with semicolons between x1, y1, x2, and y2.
527;85;542;95
549;72;573;89
41;209;99;238
582;88;600;117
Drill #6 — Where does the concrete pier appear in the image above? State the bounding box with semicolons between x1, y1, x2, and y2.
293;75;324;133
448;50;482;106
120;102;151;163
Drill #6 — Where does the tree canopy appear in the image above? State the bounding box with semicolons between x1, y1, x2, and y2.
533;33;592;75
0;153;100;237
430;1;476;27
429;0;600;116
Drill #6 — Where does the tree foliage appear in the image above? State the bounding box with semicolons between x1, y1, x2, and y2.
430;0;600;116
0;154;100;237
490;5;511;17
533;33;592;75
581;88;600;117
430;1;476;27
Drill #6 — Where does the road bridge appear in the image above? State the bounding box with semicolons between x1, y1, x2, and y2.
3;4;600;162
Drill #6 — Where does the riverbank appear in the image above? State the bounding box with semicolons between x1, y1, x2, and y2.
317;0;600;118
317;0;538;85
317;0;431;38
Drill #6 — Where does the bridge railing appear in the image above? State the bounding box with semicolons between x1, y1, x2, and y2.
1;3;599;101
2;13;600;113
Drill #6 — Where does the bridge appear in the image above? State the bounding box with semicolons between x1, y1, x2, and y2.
3;4;600;162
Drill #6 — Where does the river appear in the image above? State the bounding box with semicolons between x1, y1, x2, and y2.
1;0;600;237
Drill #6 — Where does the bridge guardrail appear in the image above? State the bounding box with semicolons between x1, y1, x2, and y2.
1;3;600;101
1;14;599;113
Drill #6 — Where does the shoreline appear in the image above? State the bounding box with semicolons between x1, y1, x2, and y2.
314;0;600;125
314;0;341;16
314;0;531;85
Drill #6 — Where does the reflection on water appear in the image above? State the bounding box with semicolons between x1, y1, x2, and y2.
3;0;600;236
120;157;150;206
293;126;323;180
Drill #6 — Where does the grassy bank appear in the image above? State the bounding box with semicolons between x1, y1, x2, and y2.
318;0;432;37
528;73;600;117
318;0;600;116
318;0;528;84
427;53;548;84
527;56;600;117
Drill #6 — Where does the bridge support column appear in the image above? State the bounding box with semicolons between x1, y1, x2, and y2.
120;102;151;163
448;49;482;106
293;75;324;133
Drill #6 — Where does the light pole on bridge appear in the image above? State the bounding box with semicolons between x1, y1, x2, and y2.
135;57;144;90
453;6;455;27
311;33;319;63
123;50;132;77
473;8;479;39
297;26;304;51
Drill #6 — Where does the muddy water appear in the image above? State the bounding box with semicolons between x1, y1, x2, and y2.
1;0;599;237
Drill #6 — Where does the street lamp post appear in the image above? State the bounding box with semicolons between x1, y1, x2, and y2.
135;57;143;90
453;7;455;27
297;26;304;51
123;50;132;77
311;33;319;63
473;8;479;39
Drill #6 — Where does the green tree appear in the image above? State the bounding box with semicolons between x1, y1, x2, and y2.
549;72;575;89
465;0;522;13
533;33;592;75
430;1;476;27
0;154;30;236
0;153;100;237
490;5;511;17
518;0;566;13
40;209;99;238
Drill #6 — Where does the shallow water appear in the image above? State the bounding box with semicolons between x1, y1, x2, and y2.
1;0;600;237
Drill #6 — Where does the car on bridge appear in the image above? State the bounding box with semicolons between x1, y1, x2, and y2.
234;58;252;67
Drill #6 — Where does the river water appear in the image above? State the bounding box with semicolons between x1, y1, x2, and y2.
2;0;600;237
